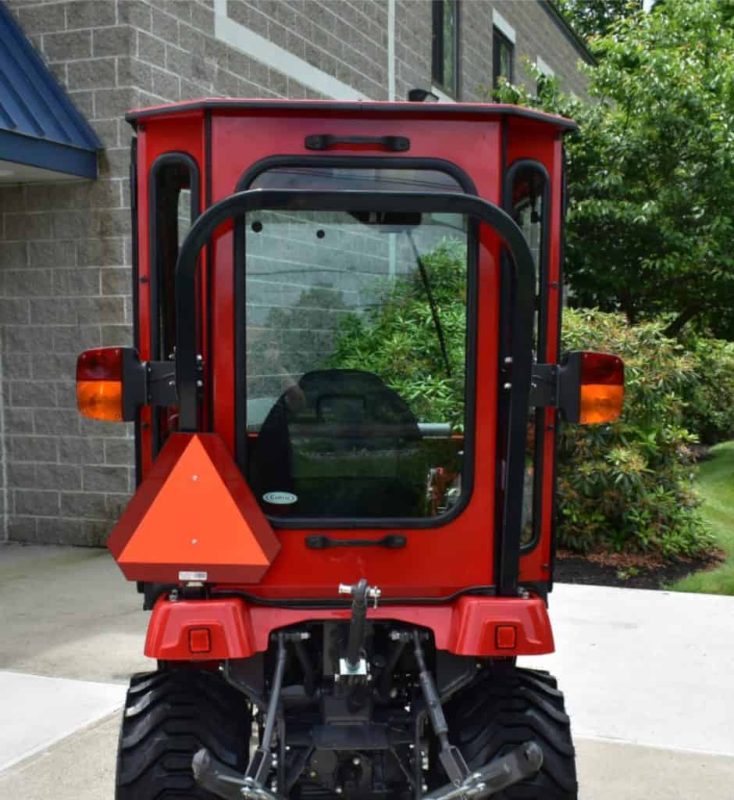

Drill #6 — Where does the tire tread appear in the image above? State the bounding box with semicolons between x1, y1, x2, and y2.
116;669;250;799
441;666;577;799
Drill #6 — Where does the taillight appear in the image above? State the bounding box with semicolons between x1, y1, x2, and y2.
77;348;125;421
579;352;624;424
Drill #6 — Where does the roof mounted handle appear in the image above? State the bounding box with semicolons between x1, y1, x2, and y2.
305;134;410;152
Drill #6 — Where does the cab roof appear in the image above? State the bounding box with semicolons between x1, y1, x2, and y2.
126;97;577;132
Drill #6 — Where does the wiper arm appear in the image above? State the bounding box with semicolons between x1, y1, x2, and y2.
406;230;452;377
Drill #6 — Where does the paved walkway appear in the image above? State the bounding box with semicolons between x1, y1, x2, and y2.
1;543;733;799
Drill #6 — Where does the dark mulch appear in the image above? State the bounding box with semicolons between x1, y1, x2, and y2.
555;548;725;590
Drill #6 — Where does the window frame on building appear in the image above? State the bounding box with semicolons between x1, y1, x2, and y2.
492;26;515;88
431;0;460;99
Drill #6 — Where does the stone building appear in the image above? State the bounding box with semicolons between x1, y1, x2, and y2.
0;0;592;546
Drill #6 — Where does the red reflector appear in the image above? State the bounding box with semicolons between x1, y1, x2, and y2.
188;627;211;654
77;347;123;381
580;352;624;386
495;625;517;650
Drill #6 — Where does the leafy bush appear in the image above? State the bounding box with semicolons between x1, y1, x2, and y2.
678;333;734;445
559;309;712;557
328;239;467;429
328;238;714;559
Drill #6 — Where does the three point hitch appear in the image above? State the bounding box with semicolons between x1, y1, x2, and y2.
193;580;543;800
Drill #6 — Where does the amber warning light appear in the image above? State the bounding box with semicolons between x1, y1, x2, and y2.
579;352;624;424
76;346;146;422
77;347;125;421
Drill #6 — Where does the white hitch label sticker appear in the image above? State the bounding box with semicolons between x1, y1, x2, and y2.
263;491;298;505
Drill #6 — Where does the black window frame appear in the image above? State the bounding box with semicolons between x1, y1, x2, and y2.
492;26;514;88
173;188;537;596
432;0;460;98
148;151;201;457
503;158;552;555
233;158;479;530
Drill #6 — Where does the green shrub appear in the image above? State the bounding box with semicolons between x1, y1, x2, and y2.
327;238;713;559
679;333;734;445
328;239;468;429
559;309;712;557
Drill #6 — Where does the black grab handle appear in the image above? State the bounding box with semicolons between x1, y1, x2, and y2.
305;534;407;550
305;134;410;152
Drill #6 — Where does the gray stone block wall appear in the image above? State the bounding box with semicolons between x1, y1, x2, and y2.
493;1;591;98
0;0;589;545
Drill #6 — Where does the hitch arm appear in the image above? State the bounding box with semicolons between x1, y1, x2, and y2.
424;742;543;800
194;632;294;800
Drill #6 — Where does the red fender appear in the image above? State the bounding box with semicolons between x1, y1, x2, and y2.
145;594;554;661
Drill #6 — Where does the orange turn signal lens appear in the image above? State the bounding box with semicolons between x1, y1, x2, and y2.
76;348;125;421
580;384;624;424
579;352;624;424
76;379;124;421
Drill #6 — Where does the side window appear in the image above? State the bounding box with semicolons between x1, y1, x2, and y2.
492;27;514;87
508;163;548;546
432;0;460;97
149;155;199;454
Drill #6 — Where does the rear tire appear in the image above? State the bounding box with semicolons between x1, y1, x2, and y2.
439;666;577;799
116;669;251;799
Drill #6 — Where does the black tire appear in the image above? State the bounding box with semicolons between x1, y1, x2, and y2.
439;666;577;799
116;669;251;799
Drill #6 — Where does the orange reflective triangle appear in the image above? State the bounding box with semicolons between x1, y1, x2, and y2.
108;433;280;583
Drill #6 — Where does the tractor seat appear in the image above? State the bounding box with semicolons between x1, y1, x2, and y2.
249;369;427;517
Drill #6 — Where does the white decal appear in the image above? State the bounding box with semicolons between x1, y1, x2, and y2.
179;571;208;581
263;491;298;505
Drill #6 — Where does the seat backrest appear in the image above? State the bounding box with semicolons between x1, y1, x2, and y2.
250;369;427;517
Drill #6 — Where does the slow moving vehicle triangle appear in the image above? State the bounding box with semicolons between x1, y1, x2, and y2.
108;432;280;583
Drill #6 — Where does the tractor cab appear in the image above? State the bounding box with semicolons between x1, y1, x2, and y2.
76;100;623;800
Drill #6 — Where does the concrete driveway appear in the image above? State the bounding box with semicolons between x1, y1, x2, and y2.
1;542;733;799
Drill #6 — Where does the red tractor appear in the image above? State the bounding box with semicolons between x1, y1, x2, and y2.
76;98;623;800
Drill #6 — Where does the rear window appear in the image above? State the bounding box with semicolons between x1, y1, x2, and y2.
241;204;470;521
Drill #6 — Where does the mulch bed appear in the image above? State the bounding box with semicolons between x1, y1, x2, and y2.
554;548;725;590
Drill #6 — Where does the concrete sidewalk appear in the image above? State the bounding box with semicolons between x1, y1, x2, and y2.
1;543;733;799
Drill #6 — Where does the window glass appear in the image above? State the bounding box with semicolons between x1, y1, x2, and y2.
151;160;197;452
510;166;547;546
432;0;459;96
493;28;514;87
250;166;464;194
242;208;469;520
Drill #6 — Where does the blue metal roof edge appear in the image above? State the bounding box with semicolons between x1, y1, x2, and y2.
0;129;97;179
0;1;102;178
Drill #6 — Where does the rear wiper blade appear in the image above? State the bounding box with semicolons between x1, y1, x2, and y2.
406;231;452;378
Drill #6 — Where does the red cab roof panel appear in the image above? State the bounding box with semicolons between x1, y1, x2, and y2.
126;97;577;132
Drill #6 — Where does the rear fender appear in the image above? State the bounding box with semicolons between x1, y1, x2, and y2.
145;595;554;661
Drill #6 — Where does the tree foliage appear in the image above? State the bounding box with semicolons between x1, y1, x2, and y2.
330;243;713;559
559;309;711;557
328;239;467;428
555;0;642;42
679;332;734;444
495;0;734;339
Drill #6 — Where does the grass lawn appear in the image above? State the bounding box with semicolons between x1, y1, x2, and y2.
672;441;734;595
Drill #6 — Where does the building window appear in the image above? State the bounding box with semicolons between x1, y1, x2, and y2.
535;56;555;96
432;0;459;97
493;27;514;87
